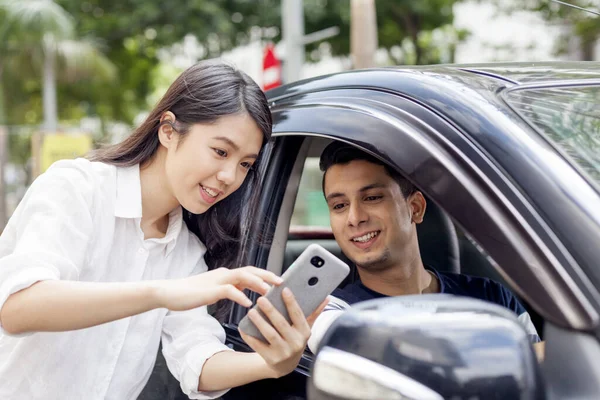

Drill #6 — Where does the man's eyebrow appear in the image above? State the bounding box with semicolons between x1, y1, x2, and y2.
325;192;345;202
325;183;386;202
358;183;386;192
213;136;258;159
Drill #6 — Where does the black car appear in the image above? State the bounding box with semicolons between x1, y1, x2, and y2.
141;62;600;400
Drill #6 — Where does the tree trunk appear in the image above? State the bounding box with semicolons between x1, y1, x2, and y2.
581;35;596;61
401;13;422;64
43;36;58;133
351;0;378;69
0;69;8;231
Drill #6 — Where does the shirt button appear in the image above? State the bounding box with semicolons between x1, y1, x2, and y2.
138;248;146;254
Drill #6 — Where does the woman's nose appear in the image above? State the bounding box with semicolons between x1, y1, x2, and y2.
216;162;237;186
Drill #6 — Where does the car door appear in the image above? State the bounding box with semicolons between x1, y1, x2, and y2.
221;86;501;398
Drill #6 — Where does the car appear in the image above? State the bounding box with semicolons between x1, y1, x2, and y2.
139;62;600;400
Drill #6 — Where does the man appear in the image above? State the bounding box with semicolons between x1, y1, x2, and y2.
308;141;543;357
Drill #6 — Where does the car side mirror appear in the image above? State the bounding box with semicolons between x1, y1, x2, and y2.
307;295;544;400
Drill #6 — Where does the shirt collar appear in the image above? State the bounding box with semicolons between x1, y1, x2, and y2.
158;206;183;256
114;164;184;256
115;164;142;218
356;266;444;296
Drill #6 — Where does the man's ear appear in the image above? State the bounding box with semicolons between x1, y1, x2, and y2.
158;111;178;149
409;191;427;224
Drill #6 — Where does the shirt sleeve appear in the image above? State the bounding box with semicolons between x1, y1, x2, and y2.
160;258;234;400
0;160;95;336
308;295;350;353
499;285;541;343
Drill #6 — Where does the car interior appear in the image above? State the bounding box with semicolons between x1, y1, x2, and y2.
267;136;545;338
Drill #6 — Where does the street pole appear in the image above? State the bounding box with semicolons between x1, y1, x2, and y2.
0;126;7;231
42;38;58;133
31;132;43;182
0;74;7;230
282;0;305;83
351;0;378;69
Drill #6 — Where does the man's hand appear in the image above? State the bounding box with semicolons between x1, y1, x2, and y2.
240;288;329;378
533;341;545;362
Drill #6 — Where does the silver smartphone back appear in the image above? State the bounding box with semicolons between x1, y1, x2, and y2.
238;243;350;342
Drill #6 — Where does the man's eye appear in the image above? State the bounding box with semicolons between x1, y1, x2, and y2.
365;196;382;201
214;148;227;157
332;203;346;210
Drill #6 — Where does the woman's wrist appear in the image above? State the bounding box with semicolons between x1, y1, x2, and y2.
143;280;167;310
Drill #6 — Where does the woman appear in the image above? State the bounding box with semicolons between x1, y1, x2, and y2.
0;61;325;399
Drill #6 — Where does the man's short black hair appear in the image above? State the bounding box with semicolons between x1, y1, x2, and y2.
319;141;416;198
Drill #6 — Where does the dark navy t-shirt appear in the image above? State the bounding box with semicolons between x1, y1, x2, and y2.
330;268;540;343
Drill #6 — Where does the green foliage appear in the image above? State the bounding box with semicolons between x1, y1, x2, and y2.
0;0;116;126
213;0;467;64
494;0;600;60
54;0;261;123
4;0;470;129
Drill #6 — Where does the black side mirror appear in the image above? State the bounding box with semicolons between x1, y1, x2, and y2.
308;295;544;400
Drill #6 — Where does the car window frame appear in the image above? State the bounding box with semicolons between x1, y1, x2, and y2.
235;88;598;332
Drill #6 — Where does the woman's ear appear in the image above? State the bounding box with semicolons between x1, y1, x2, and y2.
158;111;178;149
409;191;427;224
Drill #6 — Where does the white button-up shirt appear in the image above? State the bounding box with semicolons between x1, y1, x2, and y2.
0;159;232;400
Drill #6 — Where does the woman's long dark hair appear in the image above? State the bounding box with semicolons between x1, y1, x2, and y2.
89;61;272;319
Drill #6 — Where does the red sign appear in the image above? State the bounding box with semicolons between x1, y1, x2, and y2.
262;44;282;91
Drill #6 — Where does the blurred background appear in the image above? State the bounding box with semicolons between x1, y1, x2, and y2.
0;0;599;231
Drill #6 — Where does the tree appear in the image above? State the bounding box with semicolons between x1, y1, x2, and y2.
215;0;468;65
1;0;116;131
0;0;116;228
55;0;254;123
52;0;468;127
493;0;600;60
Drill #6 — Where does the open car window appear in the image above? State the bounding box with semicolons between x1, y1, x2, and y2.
282;138;544;334
290;157;330;233
285;154;340;272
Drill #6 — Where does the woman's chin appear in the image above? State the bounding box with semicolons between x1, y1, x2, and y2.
192;204;211;215
180;199;210;215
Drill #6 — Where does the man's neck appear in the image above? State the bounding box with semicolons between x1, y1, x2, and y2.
357;258;438;296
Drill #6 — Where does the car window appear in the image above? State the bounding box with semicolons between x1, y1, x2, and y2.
506;85;600;185
290;157;330;231
285;156;344;274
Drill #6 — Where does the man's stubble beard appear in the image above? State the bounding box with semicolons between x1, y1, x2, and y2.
353;247;394;272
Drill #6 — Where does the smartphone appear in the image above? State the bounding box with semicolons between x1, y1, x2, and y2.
238;243;350;342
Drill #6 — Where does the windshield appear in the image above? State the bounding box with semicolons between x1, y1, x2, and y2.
505;85;600;186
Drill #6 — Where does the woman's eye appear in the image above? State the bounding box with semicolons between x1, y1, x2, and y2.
214;148;227;157
241;162;253;170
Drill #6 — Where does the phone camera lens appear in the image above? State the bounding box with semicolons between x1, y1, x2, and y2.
311;256;324;268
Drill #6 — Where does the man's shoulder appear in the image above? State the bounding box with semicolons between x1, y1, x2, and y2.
437;270;540;342
437;271;522;312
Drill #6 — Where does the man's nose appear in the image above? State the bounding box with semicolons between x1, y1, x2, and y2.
347;202;367;227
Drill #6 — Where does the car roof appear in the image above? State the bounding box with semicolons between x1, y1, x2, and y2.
266;62;600;101
452;62;600;84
